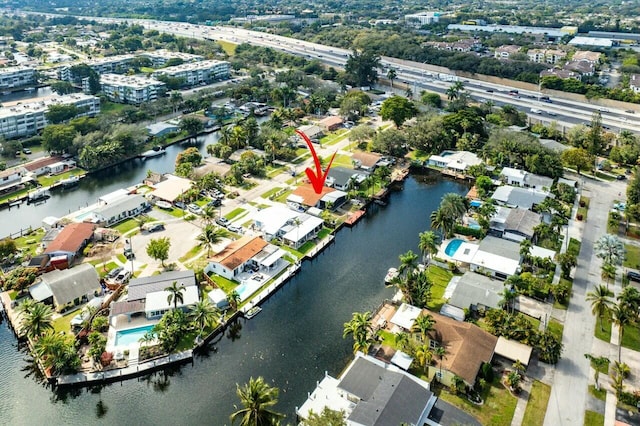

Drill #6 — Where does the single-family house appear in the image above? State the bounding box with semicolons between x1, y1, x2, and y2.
426;311;498;387
193;157;232;179
446;272;504;315
297;353;438;426
469;236;521;279
149;174;193;203
318;115;344;132
563;59;595;76
297;124;324;140
0;166;27;193
146;122;179;138
110;270;199;320
630;74;640;94
494;45;521;59
389;302;422;331
352;152;382;172
326;166;368;191
287;184;347;211
93;193;149;226
23;156;65;177
540;68;579;80
490;207;541;242
205;235;285;280
500;167;553;190
28;263;101;311
46;160;75;175
572;50;601;64
252;206;324;248
44;222;95;264
491;185;551;210
427;150;482;178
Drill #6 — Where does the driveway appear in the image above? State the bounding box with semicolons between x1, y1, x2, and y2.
428;399;481;426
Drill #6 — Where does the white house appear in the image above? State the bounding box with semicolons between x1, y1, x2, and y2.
205;235;285;280
469;236;521;279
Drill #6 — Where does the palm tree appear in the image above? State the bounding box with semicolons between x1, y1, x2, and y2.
594;234;625;267
440;193;468;221
418;231;439;264
19;301;54;340
387;275;412;304
519;239;533;264
611;304;633;362
584;353;609;390
412;314;435;343
434;346;447;380
430;208;455;238
601;263;616;288
343;311;374;355
227;290;241;311
414;343;433;376
197;224;228;257
512;359;526;377
394;331;410;351
398;250;419;277
500;285;517;314
218;125;233;146
190;299;220;338
165;281;186;310
386;68;397;88
506;371;522;392
139;330;156;347
230;376;284;426
586;284;614;333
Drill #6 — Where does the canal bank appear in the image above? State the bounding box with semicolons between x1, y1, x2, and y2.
0;174;469;425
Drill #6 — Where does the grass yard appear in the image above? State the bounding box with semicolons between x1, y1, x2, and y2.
377;330;397;348
217;40;237;55
522;380;551;426
332;154;354;168
320;129;349;146
568;238;582;257
206;273;237;293
37;169;86;187
53;309;81;335
553;278;573;310
99;101;128;114
179;245;203;263
226;208;246;220
261;187;283;199
624;243;640;269
0;186;31;204
589;385;607;402
426;265;453;311
584;410;604;426
274;189;293;204
113;218;139;234
436;377;517;426
406;149;430;162
622;322;640;351
14;228;46;256
594;312;612;342
548;319;564;341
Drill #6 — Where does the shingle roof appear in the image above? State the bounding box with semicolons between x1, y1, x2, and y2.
41;263;100;307
44;223;95;254
428;311;498;384
127;270;197;301
352;151;382;168
448;271;504;310
504;208;541;237
209;236;268;270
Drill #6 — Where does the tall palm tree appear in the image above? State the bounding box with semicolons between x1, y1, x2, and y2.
230;376;284;426
412;314;435;343
190;299;220;338
594;234;625;267
430;208;455;238
227;290;241;311
418;231;439;264
434;346;447;379
398;250;419;277
586;284;614;333
387;275;412;305
519;239;533;264
611;304;633;362
394;331;410;351
414;343;433;376
386;68;397;89
19;301;54;340
601;263;617;288
343;311;374;355
197;224;228;257
165;281;186;310
584;353;609;390
440;193;468;221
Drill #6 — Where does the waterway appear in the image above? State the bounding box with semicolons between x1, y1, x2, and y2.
0;133;220;237
0;174;469;425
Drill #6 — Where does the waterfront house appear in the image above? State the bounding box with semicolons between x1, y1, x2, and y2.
28;263;101;311
23;156;65;177
44;222;95;265
489;206;542;242
445;272;504;316
93;193;149;227
491;185;551;210
205;235;285;280
500;167;553;190
297;353;438;426
149;174;193;204
146;122;179;138
297;124;324;140
0;166;28;194
426;311;497;387
326;166;368;191
287;184;347;211
427;150;482;178
469;236;521;279
318;115;344;131
352;151;382;172
110;270;199;321
389;302;422;331
252;205;324;248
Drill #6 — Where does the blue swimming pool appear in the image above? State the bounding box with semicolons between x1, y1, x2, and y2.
115;324;155;347
444;239;464;257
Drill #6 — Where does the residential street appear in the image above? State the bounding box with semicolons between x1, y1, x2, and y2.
544;176;627;426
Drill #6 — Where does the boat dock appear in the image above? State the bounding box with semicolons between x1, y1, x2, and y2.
344;210;366;227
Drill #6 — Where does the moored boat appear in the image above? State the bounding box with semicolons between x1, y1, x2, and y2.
27;188;50;202
59;175;80;187
141;146;166;158
155;200;172;209
384;267;399;283
245;306;262;319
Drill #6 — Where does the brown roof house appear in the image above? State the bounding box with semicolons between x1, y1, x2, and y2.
426;311;498;387
205;235;285;281
44;222;95;265
286;184;348;211
352;151;382;171
318;115;344;132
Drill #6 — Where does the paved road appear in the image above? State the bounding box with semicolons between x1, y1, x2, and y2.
544;176;626;426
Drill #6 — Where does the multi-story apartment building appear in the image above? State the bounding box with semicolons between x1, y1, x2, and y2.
152;60;230;87
0;66;37;90
97;74;166;105
404;11;441;27
494;45;522;59
57;55;135;81
140;49;204;67
0;94;100;139
527;49;567;64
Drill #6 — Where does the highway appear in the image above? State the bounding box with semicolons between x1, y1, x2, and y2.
53;14;640;133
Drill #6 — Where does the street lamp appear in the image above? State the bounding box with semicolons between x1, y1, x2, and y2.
124;238;135;274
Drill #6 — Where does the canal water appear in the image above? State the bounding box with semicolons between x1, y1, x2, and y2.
0;174;468;425
0;133;220;237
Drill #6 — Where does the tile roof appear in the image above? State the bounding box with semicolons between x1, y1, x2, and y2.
44;222;95;254
23;156;65;171
291;184;334;207
352;151;382;168
209;235;268;270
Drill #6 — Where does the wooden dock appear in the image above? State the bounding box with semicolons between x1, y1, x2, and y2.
344;210;366;227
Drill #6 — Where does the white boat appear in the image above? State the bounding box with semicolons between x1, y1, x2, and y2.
384;267;399;283
24;87;35;92
155;200;172;209
245;306;262;319
141;147;166;158
59;175;80;187
27;188;50;202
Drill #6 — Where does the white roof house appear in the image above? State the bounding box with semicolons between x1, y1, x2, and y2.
390;303;422;330
427;151;482;174
252;205;299;240
145;285;200;317
469;236;521;279
282;214;324;248
491;185;550;210
150;174;193;203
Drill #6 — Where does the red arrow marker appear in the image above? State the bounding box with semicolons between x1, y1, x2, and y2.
295;129;337;194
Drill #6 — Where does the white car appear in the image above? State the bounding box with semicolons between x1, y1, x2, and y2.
530;108;542;114
547;111;557;116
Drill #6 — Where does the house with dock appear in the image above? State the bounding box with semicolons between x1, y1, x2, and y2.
427;150;482;179
28;263;101;312
287;184;347;212
252;205;324;248
491;185;551;210
500;167;554;191
0;166;28;195
44;222;95;265
205;235;286;281
326;166;368;191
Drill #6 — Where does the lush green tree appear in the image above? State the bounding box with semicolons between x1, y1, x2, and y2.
33;332;80;374
180;117;205;139
418;231;439;264
1;266;37;292
379;96;418;128
587;111;605;155
386;68;397;88
302;407;346;426
414;343;434;375
343;311;374;355
165;281;186;310
153;308;189;351
146;237;171;267
537;329;563;364
556;252;577;279
197;224;228;257
91;315;108;332
230;376;284;426
611;303;634;362
584;353;610;390
421;91;442;108
440;193;468;221
42;124;77;153
339;90;371;121
561;148;595;174
628;167;640;205
227;290;241;311
19;301;53;340
176;146;202;167
586;284;614;333
50;81;75;95
0;237;16;257
430;207;455;238
344;49;380;87
348;124;375;149
45;104;80;124
594;235;625;268
370;127;407;157
398;250;419;277
190;299;220;338
412;313;435;343
87;330;107;362
405;115;453;154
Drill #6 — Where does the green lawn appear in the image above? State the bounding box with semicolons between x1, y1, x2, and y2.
261;187;283;199
113;218;139;234
548;319;564;341
522;381;551;426
179;245;203;263
116;253;127;264
274;189;293;204
377;330;397;347
99;101;127;114
589;385;607;402
52;309;81;335
206;273;237;293
624;243;640;269
37;169;85;187
0;186;31;204
584;410;604;426
332;154;354;168
217;40;237;55
568;238;582;257
276;243;304;260
622;322;640;350
226;208;246;220
595;313;612;342
320;129;349;146
14;228;46;256
436;377;517;426
426;265;453;311
406;149;431;162
176;328;199;351
140;66;156;74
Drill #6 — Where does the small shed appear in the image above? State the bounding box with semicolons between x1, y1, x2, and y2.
208;288;230;310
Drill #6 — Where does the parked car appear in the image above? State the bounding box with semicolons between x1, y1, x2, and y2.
228;225;243;234
530;108;542;114
114;270;132;284
627;271;640;283
106;267;123;280
144;223;165;232
174;201;187;210
188;203;204;215
22;148;31;154
616;175;627;180
207;199;222;208
216;217;230;227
